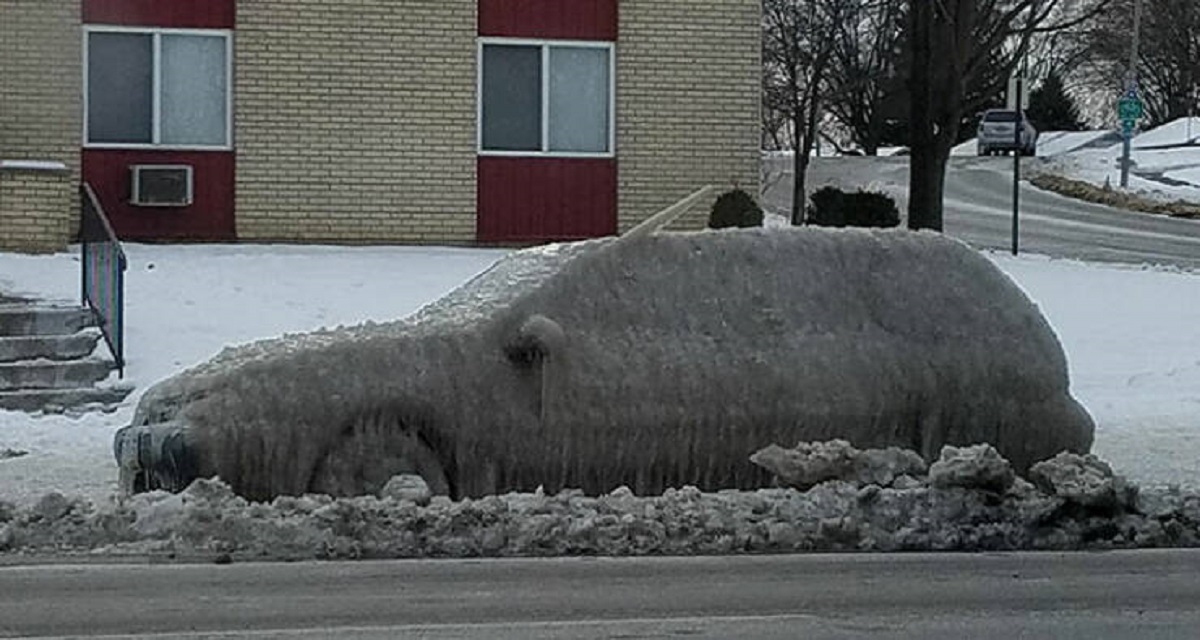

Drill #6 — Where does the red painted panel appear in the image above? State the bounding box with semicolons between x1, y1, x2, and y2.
477;157;616;244
479;0;617;40
83;150;236;241
83;0;234;28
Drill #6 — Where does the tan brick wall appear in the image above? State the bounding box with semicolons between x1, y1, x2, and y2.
235;0;478;244
0;0;81;251
617;0;761;232
0;168;73;253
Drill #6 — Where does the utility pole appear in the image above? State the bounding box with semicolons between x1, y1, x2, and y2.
1129;0;1141;79
1012;68;1032;254
1120;0;1143;188
1190;85;1197;142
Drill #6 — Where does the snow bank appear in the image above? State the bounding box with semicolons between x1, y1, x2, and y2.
1164;167;1200;186
2;442;1196;560
951;139;978;156
1038;147;1200;204
1036;130;1121;157
1133;117;1200;149
749;440;926;490
1034;120;1200;205
950;130;1118;158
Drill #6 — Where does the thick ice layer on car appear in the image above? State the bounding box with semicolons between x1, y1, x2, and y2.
125;227;1094;500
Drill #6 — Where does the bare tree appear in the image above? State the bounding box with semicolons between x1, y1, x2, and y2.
761;67;792;151
824;0;908;155
1024;1;1100;80
1081;0;1199;126
907;0;1106;231
763;0;847;224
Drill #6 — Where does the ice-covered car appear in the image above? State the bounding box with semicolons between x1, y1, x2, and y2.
115;228;1094;501
976;109;1038;156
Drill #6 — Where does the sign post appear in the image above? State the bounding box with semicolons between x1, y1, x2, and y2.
1118;90;1143;188
1006;76;1030;110
1011;77;1025;256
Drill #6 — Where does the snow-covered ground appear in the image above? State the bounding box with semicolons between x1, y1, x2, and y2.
954;117;1200;204
951;130;1119;158
1033;130;1120;157
1131;117;1200;149
992;253;1200;488
0;237;1197;513
1046;145;1200;204
0;245;506;508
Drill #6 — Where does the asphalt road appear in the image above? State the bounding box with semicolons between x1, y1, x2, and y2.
3;550;1199;639
764;156;1200;270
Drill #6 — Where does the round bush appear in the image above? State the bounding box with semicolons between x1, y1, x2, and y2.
807;186;899;228
708;189;764;229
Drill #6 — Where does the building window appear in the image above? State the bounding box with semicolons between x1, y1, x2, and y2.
479;40;613;156
85;28;231;149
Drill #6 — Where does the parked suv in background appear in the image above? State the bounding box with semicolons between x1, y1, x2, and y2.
976;109;1037;156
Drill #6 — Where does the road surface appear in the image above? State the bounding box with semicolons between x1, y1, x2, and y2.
763;156;1200;270
2;550;1199;638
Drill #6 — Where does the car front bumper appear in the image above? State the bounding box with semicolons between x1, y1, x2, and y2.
113;420;200;494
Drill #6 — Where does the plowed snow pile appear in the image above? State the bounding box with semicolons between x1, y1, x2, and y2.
2;442;1196;560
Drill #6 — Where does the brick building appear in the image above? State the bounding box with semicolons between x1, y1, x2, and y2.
0;0;760;252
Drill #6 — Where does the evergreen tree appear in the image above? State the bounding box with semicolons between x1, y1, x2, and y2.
1027;71;1083;132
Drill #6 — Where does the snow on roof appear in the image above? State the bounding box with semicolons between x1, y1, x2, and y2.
407;237;609;329
170;240;608;381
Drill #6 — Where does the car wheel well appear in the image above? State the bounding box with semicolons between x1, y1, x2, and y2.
308;402;457;498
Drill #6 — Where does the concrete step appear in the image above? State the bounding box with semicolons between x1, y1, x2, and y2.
0;386;133;413
0;359;115;391
0;304;95;337
0;332;102;363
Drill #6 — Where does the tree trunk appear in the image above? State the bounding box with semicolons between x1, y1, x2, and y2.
791;153;808;225
908;140;949;231
790;118;812;225
907;0;942;231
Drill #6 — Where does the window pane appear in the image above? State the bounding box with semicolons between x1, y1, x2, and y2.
87;33;152;144
482;44;542;151
549;47;610;153
162;35;228;146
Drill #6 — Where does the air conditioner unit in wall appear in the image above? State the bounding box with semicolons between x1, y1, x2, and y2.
130;164;193;207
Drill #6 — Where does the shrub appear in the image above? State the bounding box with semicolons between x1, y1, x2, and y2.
708;188;764;229
806;186;900;228
807;187;847;227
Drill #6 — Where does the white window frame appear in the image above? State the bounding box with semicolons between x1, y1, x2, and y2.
477;37;616;159
83;25;234;151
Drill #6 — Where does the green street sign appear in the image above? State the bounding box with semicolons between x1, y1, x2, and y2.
1118;96;1143;121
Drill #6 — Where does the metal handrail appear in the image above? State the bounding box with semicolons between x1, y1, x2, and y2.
620;185;717;241
80;183;127;377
